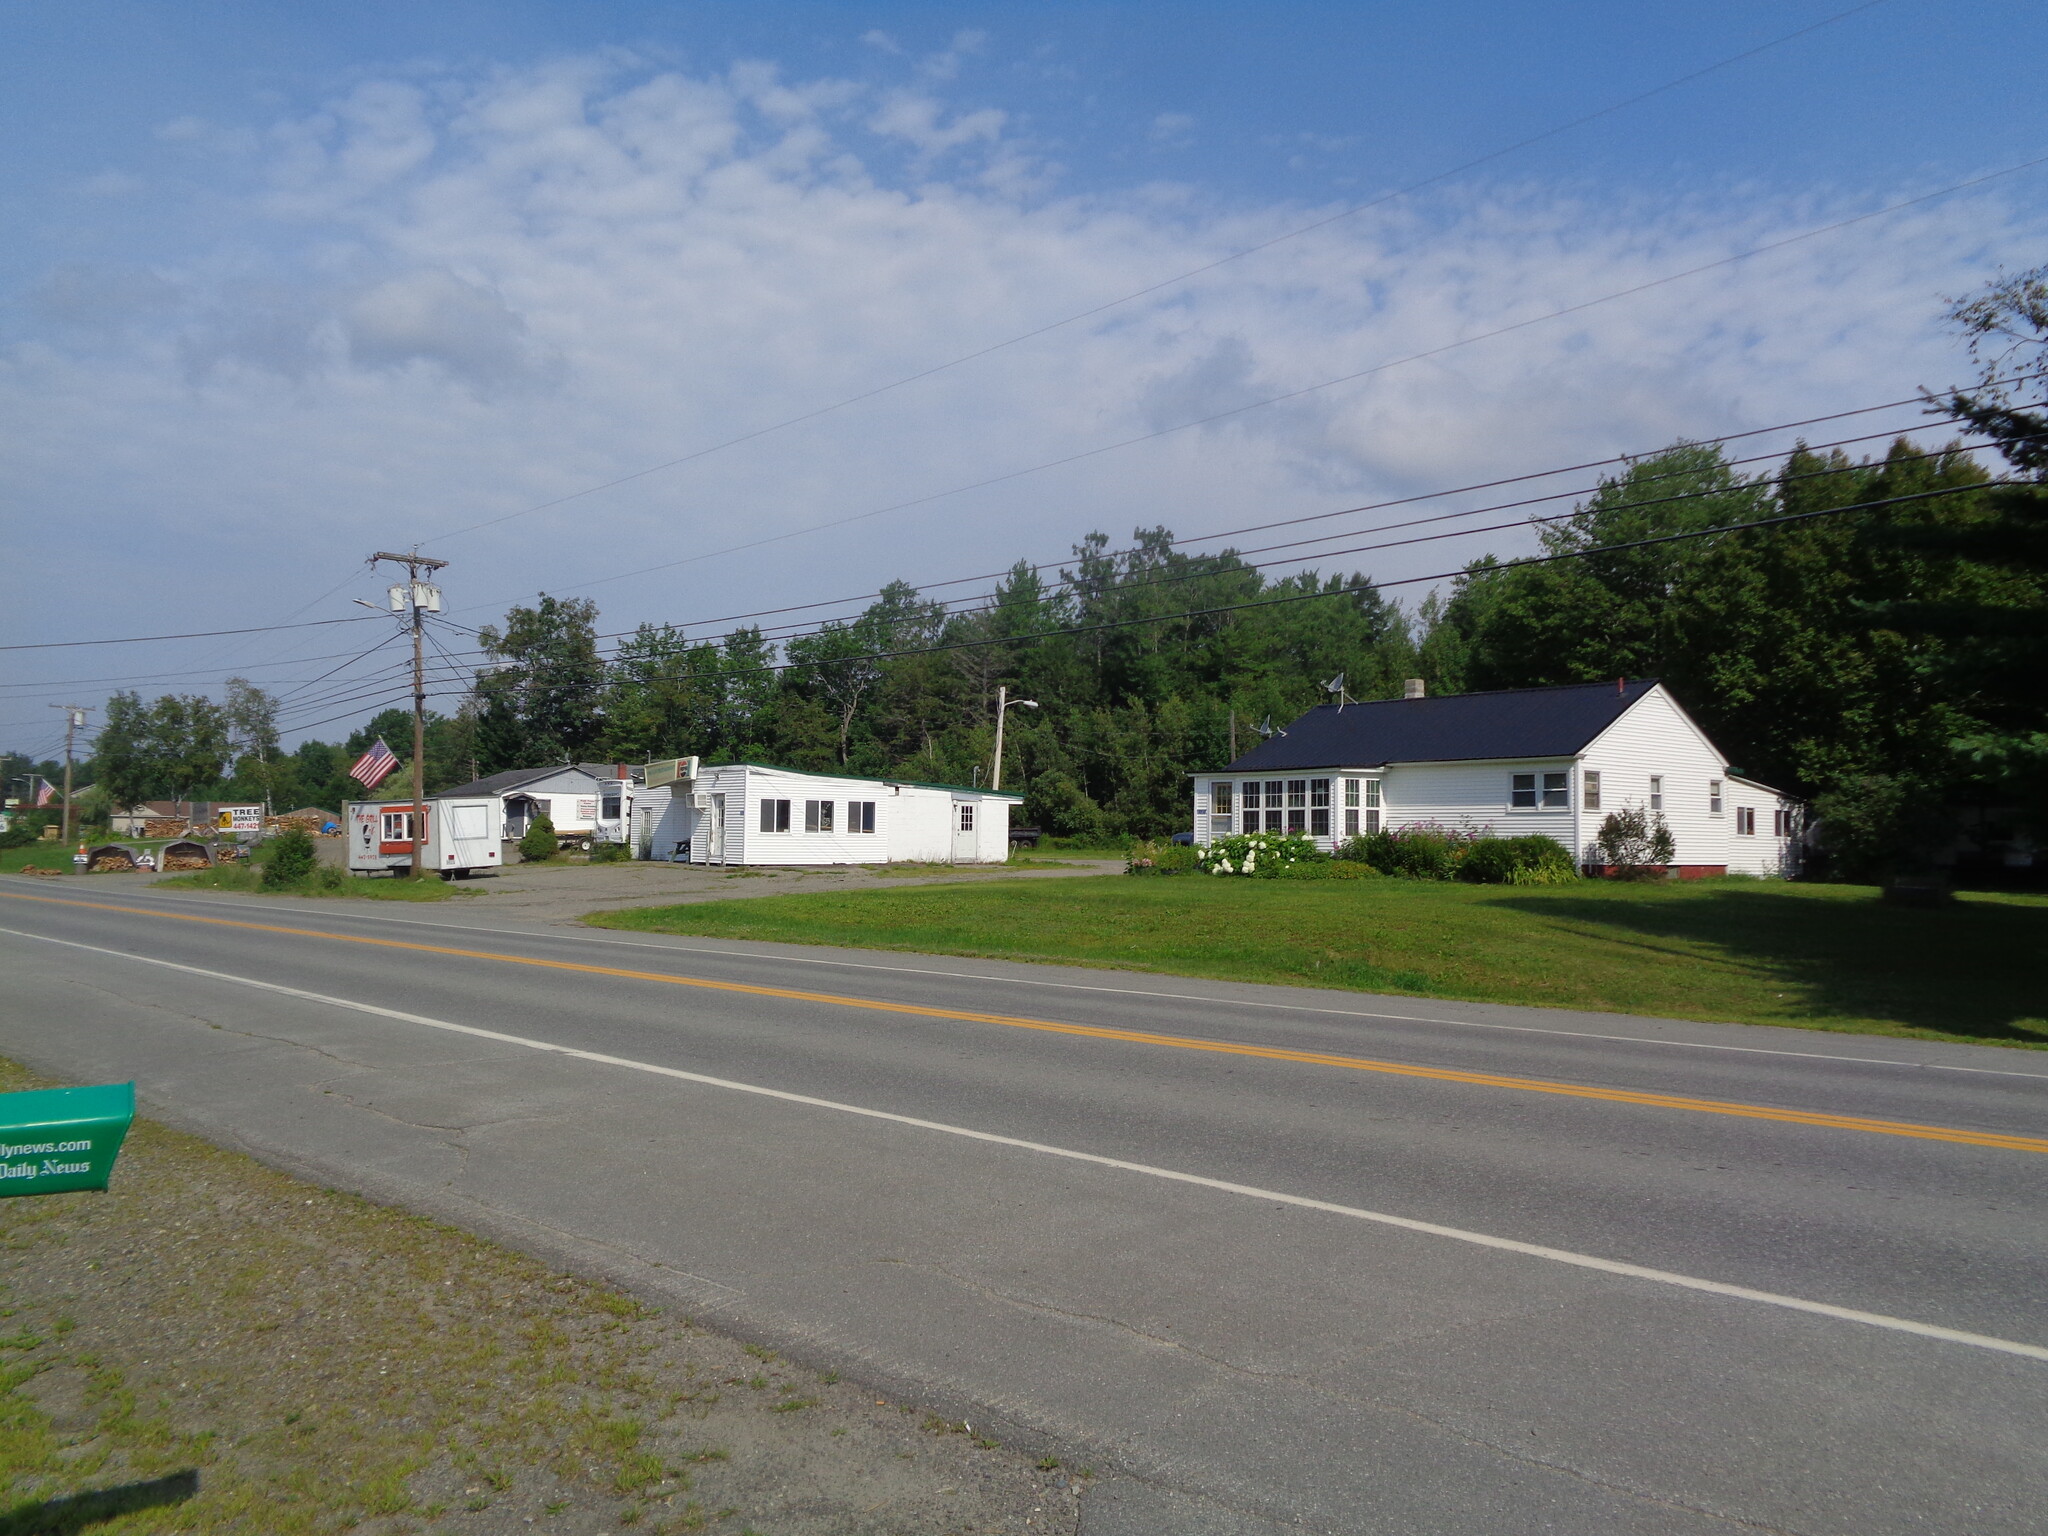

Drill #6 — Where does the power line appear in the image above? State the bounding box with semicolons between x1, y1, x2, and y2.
0;615;381;654
453;381;2002;641
381;480;1997;722
427;425;2004;671
419;0;1890;549
461;152;2048;611
699;481;1997;684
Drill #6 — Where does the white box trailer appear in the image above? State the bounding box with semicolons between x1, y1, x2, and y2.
345;797;502;879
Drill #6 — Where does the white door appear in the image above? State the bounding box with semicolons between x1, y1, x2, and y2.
706;792;726;863
952;801;978;863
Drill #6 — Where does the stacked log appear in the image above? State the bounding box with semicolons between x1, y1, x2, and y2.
160;841;212;871
88;847;139;872
143;817;187;839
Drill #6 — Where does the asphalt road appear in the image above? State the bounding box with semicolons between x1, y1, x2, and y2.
3;874;2044;1535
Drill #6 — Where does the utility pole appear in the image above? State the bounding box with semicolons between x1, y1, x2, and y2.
370;552;447;879
50;705;87;856
989;684;1038;793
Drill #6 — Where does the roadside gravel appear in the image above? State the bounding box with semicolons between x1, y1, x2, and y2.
0;1060;1082;1536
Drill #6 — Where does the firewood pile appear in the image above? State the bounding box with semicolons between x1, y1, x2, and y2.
89;847;139;872
143;818;187;839
17;865;62;877
266;812;327;835
161;842;212;871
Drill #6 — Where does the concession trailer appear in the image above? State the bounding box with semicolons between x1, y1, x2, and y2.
345;796;502;879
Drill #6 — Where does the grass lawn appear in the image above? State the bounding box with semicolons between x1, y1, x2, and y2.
588;876;2048;1049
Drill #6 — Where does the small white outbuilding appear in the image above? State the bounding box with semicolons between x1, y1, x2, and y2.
629;762;1019;867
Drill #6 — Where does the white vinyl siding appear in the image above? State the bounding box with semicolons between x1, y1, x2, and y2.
676;764;1013;866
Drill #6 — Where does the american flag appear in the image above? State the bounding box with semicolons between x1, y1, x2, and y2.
349;738;401;791
31;777;54;807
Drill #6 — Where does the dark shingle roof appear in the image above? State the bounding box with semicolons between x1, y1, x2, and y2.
434;764;602;799
1223;679;1663;771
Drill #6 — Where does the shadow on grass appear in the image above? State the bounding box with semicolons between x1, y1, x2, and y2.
1495;886;2048;1045
0;1470;198;1535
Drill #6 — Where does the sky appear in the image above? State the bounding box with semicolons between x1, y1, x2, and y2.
3;0;2046;755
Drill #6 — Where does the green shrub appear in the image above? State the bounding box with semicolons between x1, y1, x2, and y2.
1460;835;1578;885
1592;807;1675;878
1196;831;1326;878
1346;822;1480;879
589;840;632;864
1326;859;1378;879
309;863;349;891
0;824;35;851
1126;840;1198;875
262;827;317;888
1810;774;1947;882
519;813;559;863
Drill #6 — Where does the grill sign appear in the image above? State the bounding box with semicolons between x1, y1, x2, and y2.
0;1083;135;1197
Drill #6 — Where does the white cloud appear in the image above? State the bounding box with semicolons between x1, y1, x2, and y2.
2;51;2039;732
1149;112;1197;148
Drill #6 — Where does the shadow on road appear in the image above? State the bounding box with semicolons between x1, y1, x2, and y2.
1493;886;2048;1045
0;1470;199;1535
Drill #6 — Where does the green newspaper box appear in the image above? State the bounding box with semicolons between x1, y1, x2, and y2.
0;1082;135;1197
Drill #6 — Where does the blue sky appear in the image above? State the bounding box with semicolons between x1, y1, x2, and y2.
3;1;2045;750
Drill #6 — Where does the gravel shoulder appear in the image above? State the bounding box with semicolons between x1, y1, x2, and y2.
0;1058;1083;1536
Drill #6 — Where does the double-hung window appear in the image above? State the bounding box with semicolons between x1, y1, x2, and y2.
759;799;791;833
1709;779;1724;815
1308;779;1331;837
1736;807;1756;836
1263;781;1285;832
1342;778;1360;838
1512;772;1568;809
1209;781;1234;835
848;801;876;833
804;799;835;833
1772;807;1790;837
1582;770;1602;810
1648;776;1664;812
1284;780;1308;834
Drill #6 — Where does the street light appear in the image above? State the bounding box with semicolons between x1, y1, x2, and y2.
990;685;1038;792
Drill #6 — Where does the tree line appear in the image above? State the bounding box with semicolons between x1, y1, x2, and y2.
27;272;2045;874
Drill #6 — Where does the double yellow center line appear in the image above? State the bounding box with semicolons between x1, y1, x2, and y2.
8;889;2045;1155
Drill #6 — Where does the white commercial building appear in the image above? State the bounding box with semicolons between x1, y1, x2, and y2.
630;762;1019;867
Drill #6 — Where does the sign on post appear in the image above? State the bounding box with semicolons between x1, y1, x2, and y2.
216;806;262;834
0;1082;135;1197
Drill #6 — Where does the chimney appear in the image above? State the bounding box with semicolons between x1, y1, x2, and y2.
616;763;630;779
1403;678;1426;700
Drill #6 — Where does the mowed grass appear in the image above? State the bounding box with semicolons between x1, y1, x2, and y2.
589;877;2048;1049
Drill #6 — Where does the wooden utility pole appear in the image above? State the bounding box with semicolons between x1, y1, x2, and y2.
50;705;87;856
370;552;447;879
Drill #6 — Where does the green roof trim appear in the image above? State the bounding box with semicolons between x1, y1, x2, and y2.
702;761;1024;801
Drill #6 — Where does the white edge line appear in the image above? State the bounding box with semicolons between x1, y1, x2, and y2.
28;879;2048;1082
7;921;2045;1367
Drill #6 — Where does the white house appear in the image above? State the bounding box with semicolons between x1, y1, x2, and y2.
630;762;1019;867
1194;679;1801;877
434;764;629;844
